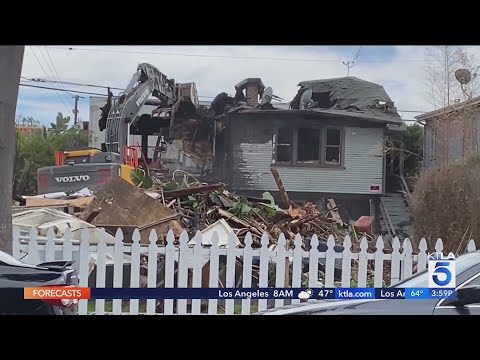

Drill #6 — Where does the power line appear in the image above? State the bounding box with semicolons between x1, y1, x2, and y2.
38;46;74;107
29;46;71;114
44;46;76;99
52;46;426;63
19;83;111;97
21;76;125;91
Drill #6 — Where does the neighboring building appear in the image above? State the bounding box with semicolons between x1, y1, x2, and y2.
416;96;480;171
16;124;43;134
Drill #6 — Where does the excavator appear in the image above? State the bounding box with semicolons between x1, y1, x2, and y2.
37;63;199;195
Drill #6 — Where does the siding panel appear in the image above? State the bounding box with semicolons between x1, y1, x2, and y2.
231;124;385;195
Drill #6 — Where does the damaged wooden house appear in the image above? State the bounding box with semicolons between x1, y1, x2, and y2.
88;75;410;239
208;77;410;238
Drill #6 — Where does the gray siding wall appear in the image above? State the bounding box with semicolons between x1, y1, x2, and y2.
229;117;385;195
423;112;480;172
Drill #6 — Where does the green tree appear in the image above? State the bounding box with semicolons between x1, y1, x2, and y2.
402;123;424;179
13;113;89;196
50;112;70;132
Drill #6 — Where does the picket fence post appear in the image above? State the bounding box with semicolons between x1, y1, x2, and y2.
417;238;428;272
129;229;141;315
208;232;220;315
78;229;90;315
146;229;159;315
164;230;176;315
95;229;107;315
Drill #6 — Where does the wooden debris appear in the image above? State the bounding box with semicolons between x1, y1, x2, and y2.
270;168;290;209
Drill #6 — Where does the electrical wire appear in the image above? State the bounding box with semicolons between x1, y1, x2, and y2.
19;83;111;97
38;46;74;106
29;46;71;114
52;46;426;63
21;76;125;91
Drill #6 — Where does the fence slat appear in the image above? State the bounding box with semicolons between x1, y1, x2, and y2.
177;231;189;315
112;229;124;315
164;230;176;315
146;230;159;315
341;236;352;287
357;237;368;288
291;234;303;305
390;237;401;285
466;239;476;253
224;233;237;315
324;235;336;287
241;233;253;315
402;238;413;280
12;227;20;260
308;235;320;293
95;229;107;315
257;233;269;312
62;227;73;261
275;234;286;308
435;238;443;253
27;227;40;265
417;238;428;272
78;229;90;315
191;231;203;315
129;229;141;315
208;231;220;315
374;236;384;287
45;227;55;262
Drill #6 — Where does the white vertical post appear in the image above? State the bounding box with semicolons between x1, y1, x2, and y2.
257;233;269;312
291;233;303;305
208;231;220;315
95;228;107;315
241;232;253;315
146;229;159;315
324;235;336;287
164;230;176;315
78;229;90;315
341;236;352;287
373;236;384;287
129;229;141;315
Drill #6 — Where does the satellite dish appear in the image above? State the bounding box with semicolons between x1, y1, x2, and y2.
261;87;273;105
455;68;472;85
299;89;313;110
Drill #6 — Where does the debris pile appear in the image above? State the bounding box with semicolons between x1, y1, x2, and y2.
109;170;350;248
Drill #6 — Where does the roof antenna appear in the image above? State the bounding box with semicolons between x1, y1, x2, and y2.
342;46;362;76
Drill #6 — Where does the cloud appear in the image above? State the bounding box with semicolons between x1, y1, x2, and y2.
17;45;480;124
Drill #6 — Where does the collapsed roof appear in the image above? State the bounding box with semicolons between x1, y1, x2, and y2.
295;77;401;117
209;76;404;125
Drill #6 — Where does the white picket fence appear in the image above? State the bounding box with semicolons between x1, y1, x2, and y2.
12;226;478;315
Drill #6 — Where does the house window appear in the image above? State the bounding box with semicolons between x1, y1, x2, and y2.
297;128;320;163
276;127;293;163
325;128;341;165
274;126;344;167
430;126;436;160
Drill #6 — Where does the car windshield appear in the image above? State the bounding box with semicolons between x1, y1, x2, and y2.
0;251;25;266
391;251;480;288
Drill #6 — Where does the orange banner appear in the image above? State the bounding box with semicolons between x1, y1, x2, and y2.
24;287;90;300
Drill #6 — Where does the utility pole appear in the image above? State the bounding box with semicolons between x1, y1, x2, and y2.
73;95;79;126
0;46;25;254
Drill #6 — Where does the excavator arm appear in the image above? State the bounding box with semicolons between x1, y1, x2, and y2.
102;63;177;154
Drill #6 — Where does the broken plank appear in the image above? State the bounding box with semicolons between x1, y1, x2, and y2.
270;168;290;209
162;183;226;198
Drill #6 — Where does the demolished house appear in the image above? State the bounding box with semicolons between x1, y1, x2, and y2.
207;76;408;237
87;75;409;239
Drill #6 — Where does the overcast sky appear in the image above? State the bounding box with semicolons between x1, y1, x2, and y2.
15;45;480;126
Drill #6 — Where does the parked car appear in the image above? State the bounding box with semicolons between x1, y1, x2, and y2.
256;250;480;315
0;250;79;315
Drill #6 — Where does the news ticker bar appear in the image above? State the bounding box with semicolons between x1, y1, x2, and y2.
23;287;456;301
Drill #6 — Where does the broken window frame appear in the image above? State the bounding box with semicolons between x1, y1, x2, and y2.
273;126;345;168
273;127;295;165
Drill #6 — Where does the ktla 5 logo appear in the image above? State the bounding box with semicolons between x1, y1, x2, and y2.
428;252;456;288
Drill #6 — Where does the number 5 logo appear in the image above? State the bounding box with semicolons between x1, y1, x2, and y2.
432;262;452;287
